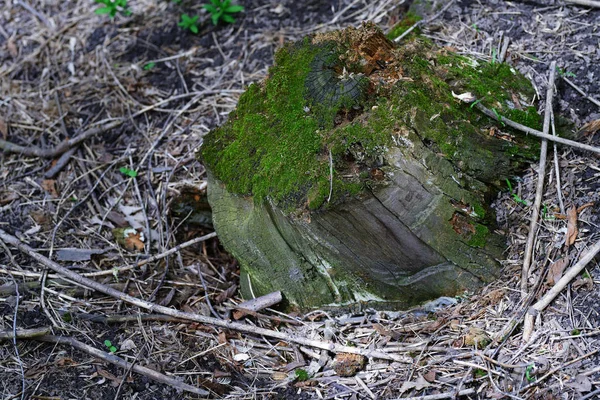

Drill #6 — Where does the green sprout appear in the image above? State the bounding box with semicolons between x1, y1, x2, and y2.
143;62;156;70
202;0;244;26
525;364;535;382
570;329;581;336
557;67;576;78
178;14;200;34
104;340;118;353
474;368;488;379
295;369;309;382
491;107;505;126
491;48;497;64
119;166;138;178
95;0;132;18
506;179;528;206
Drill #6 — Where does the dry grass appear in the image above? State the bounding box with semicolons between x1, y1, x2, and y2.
1;0;600;399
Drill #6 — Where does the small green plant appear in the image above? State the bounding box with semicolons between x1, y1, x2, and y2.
104;340;118;353
143;62;156;70
491;48;498;64
119;166;138;178
178;13;200;33
557;67;576;78
570;329;581;336
525;364;535;382
582;271;591;279
473;368;488;379
491;107;505;126
505;179;528;206
95;0;132;18
295;369;309;381
202;0;244;26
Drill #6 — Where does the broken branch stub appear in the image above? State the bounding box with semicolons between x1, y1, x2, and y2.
200;23;542;310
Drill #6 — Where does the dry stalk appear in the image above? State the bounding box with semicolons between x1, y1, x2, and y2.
522;235;600;342
521;61;556;297
0;229;410;363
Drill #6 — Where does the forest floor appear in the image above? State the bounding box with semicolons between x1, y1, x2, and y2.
1;0;600;399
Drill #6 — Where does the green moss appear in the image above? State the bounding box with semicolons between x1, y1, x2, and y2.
202;27;541;212
467;224;489;248
387;11;422;41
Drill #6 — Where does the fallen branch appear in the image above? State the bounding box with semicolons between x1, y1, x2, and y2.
472;102;600;155
0;120;123;158
0;229;410;363
565;0;600;9
521;61;556;297
390;389;475;400
522;235;600;342
0;327;51;340
35;334;210;396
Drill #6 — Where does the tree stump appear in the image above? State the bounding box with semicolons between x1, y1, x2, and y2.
200;23;541;311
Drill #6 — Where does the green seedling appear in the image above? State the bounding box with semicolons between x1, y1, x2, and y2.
491;48;498;64
202;0;244;25
557;67;576;78
295;369;309;381
178;13;200;33
525;364;535;382
95;0;132;18
571;329;581;336
474;368;488;379
104;340;118;353
119;166;138;178
143;62;156;70
506;179;528;206
491;107;505;126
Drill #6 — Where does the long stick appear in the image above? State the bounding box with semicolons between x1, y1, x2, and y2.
522;236;600;342
473;102;600;155
0;229;410;363
521;61;556;297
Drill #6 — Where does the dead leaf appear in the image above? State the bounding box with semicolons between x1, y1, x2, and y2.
124;230;145;251
332;353;365;377
372;323;401;339
579;119;600;136
573;275;594;291
545;257;569;286
565;205;578;247
566;374;592;392
96;368;122;387
112;227;145;251
399;374;432;393
452;91;476;103
423;370;437;383
41;179;59;198
0;190;18;205
7;38;18;57
215;284;237;304
464;327;490;348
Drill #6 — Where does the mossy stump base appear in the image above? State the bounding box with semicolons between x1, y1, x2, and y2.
201;23;540;311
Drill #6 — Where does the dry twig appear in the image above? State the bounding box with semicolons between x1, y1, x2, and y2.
0;229;410;363
521;61;556;297
522;235;600;341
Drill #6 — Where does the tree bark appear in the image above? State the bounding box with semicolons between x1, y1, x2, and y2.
201;23;541;310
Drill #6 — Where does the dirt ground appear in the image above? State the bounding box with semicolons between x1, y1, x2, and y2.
1;0;600;399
